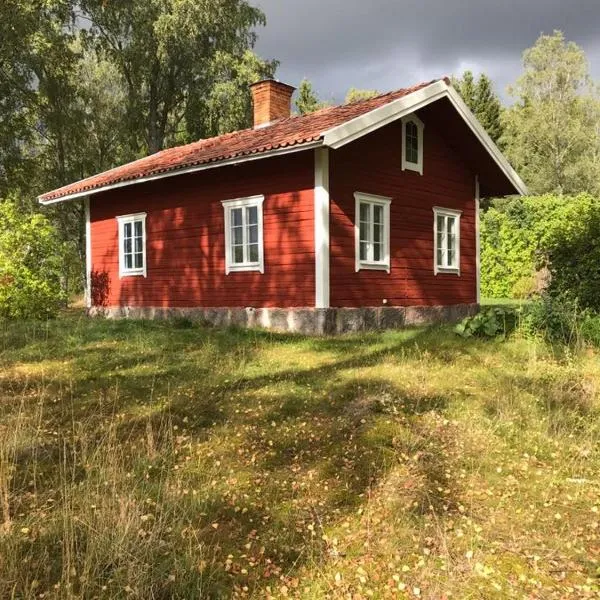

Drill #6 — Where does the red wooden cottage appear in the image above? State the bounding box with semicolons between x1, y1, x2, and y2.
39;78;526;334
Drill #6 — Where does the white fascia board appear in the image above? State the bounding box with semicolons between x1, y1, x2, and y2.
38;141;323;205
322;80;528;197
323;80;448;149
445;85;528;196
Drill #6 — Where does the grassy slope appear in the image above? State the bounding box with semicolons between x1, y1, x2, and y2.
0;313;599;599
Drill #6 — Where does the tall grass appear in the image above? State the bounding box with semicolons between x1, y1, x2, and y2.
0;314;599;598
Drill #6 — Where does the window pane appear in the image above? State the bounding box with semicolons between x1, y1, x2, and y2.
405;121;419;164
233;246;244;263
359;202;370;223
360;241;368;261
373;242;382;262
124;237;132;255
359;219;369;243
437;246;444;267
134;236;143;253
231;208;243;227
134;253;143;269
373;204;383;225
448;246;456;267
123;222;132;239
373;223;382;245
232;225;243;245
248;244;259;263
134;220;143;238
246;206;258;225
248;224;258;244
125;253;133;270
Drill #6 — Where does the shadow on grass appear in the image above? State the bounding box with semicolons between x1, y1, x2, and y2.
0;315;478;597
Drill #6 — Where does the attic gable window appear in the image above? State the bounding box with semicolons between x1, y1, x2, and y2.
117;212;147;278
433;206;461;275
401;113;424;175
222;195;265;274
354;192;392;273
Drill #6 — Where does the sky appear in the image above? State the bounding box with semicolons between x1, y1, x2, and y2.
253;0;600;105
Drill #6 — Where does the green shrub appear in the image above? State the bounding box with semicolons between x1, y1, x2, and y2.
455;307;519;339
0;198;67;319
480;193;600;302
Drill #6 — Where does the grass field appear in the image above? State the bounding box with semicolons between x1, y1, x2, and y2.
0;313;599;599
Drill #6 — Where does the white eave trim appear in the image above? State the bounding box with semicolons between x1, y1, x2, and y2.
322;80;528;196
39;80;527;206
38;140;323;205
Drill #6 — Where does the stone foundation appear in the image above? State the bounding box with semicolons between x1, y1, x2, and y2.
89;304;478;335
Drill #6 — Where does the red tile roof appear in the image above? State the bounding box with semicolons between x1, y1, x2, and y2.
39;79;439;202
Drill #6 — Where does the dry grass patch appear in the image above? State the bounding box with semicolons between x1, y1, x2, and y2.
0;314;599;598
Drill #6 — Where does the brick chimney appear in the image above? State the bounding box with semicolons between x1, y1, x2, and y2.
250;80;296;128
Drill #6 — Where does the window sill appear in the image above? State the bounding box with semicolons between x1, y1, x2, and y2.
226;263;264;274
435;267;461;276
356;262;390;273
401;163;423;176
120;270;146;278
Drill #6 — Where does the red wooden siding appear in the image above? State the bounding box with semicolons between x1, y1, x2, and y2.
329;105;477;308
90;152;315;308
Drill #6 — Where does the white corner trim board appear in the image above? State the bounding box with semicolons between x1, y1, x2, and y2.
84;197;92;308
475;175;481;304
314;147;330;308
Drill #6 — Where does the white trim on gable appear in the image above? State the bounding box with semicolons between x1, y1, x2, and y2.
323;80;527;196
314;148;330;308
39;79;527;206
401;113;424;176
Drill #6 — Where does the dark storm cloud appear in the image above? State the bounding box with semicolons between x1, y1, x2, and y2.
253;0;600;103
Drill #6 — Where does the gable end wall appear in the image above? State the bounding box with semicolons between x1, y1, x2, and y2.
329;113;477;307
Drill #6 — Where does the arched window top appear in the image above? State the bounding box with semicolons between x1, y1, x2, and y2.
401;113;424;175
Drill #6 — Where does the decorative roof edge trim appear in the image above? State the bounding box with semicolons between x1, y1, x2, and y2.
39;79;527;205
323;79;527;196
38;140;324;205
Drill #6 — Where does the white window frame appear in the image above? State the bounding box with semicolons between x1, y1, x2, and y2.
433;206;462;275
401;113;424;175
222;195;265;274
116;212;147;278
354;192;392;273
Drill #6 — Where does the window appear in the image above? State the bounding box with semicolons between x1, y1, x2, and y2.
354;192;392;272
401;113;424;175
222;195;264;274
433;207;461;275
117;213;147;277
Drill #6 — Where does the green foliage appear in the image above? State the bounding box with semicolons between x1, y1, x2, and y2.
501;31;600;196
452;70;504;144
455;306;518;339
0;198;67;319
344;88;379;104
80;0;275;153
480;193;600;301
295;78;326;115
